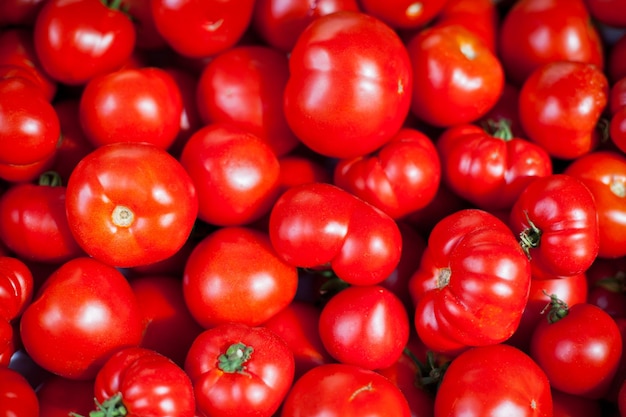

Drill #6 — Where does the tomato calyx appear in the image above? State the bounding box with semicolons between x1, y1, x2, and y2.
218;342;254;374
540;291;569;324
38;171;63;187
518;211;541;260
594;271;626;293
70;393;128;417
403;348;449;395
482;119;514;141
111;205;135;228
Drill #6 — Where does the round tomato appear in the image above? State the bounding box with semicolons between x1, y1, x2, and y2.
37;376;95;417
0;367;39;417
359;0;447;29
583;0;626;28
0;256;34;322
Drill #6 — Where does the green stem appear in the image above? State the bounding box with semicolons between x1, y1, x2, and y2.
69;393;127;417
218;343;254;374
38;171;63;187
540;291;569;324
518;211;541;260
483;118;514;141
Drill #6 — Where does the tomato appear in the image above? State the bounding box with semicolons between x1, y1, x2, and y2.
283;10;412;158
530;299;623;398
551;389;603;417
519;61;608;160
0;0;46;27
619;380;626;417
409;208;531;356
432;0;500;53
79;67;183;150
583;0;626;29
120;0;167;50
0;367;39;417
609;34;626;83
0;319;15;367
498;0;604;86
92;347;195;417
37;376;95;417
33;0;135;85
269;182;403;286
586;257;626;318
509;174;599;278
563;151;626;259
281;363;411;417
333;127;441;219
277;154;333;193
185;323;295;417
0;256;34;322
151;0;255;58
406;24;503;128
437;121;552;211
359;0;447;29
435;344;552;417
65;142;198;268
19;257;145;380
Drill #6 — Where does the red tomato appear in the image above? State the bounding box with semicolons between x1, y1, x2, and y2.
551;389;603;417
121;0;167;50
269;182;403;286
0;0;46;27
586;257;626;319
334;127;441;219
0;256;34;322
0;367;39;417
151;0;254;58
509;174;600;278
33;0;135;85
0;319;15;367
498;0;604;86
283;10;412;158
583;0;626;29
277;154;333;193
435;344;553;417
185;323;295;417
359;0;447;29
409;209;531;355
406;24;503;127
180;123;280;226
79;67;183;150
433;0;500;53
281;363;411;416
20;257;145;380
93;347;195;417
530;299;623;398
609;34;626;83
37;376;95;417
65;142;198;268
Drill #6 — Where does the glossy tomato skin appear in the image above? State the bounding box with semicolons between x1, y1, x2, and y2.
435;344;552;417
151;0;254;58
183;226;298;328
269;182;403;286
0;367;39;417
37;376;95;417
33;0;135;85
334;127;441;219
530;302;623;398
94;347;195;417
185;323;295;417
19;257;145;380
409;209;531;355
359;0;447;29
281;363;411;416
583;0;626;29
406;25;504;127
433;0;500;53
519;61;608;160
65;142;198;268
79;67;183;149
283;10;412;159
0;256;34;322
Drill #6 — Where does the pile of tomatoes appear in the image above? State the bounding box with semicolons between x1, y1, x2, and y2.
1;0;626;416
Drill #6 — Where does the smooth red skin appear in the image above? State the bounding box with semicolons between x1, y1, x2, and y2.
196;45;299;157
479;83;526;137
0;367;39;417
281;363;411;417
509;174;600;278
437;123;552;211
551;389;603;417
359;0;446;29
506;273;588;353
608;34;626;83
0;319;15;367
609;78;626;115
79;67;183;150
129;275;204;368
183;226;298;328
498;0;604;86
588;286;626;319
20;257;145;380
519;61;608;160
334;127;441;219
318;285;410;370
0;78;60;166
33;0;135;85
180;123;280;226
263;301;336;380
433;0;499;53
120;0;167;49
409;209;531;356
0;0;46;26
65;142;198;268
564;151;626;259
0;156;55;184
151;0;254;58
284;10;412;159
0;183;85;264
610;107;626;154
530;303;623;398
252;0;360;52
277;155;333;193
37;376;95;417
269;182;403;286
435;344;552;417
94;347;195;417
0;256;34;322
584;0;626;28
185;323;295;417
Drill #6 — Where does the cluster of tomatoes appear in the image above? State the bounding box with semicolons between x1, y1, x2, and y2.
1;0;626;416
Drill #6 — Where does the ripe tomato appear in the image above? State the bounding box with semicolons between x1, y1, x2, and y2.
406;24;504;127
359;0;447;29
65;142;198;268
183;226;298;328
0;367;39;417
435;344;553;417
37;375;95;417
409;209;531;355
0;319;15;367
0;256;34;321
551;389;603;417
583;0;626;29
283;10;412;158
20;257;145;380
433;0;500;53
185;323;295;417
93;347;195;417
